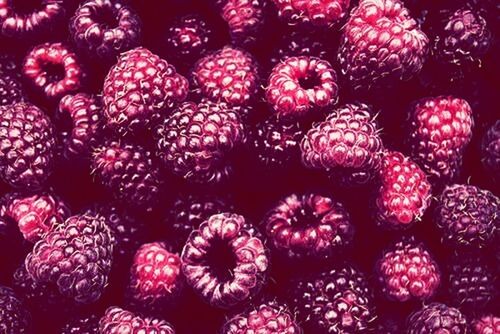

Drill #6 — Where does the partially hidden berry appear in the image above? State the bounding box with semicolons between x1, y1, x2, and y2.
0;285;31;334
271;0;350;27
407;303;468;334
99;306;175;334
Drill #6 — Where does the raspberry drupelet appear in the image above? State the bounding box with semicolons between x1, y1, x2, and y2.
271;0;350;27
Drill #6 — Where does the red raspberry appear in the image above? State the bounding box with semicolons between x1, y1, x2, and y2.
271;0;350;26
472;314;500;334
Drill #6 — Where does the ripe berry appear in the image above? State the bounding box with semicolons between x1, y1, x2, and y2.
481;120;500;178
271;0;350;27
472;314;500;334
407;303;468;334
0;73;25;106
99;306;175;334
61;314;99;334
0;285;31;334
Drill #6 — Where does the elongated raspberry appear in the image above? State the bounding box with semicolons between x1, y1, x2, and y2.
407;303;468;334
271;0;350;26
99;306;175;334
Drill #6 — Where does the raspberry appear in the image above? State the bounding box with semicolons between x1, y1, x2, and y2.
181;213;269;309
301;103;383;185
0;52;22;78
407;303;468;334
127;242;183;311
435;184;499;250
0;73;25;106
25;213;114;304
338;0;429;91
265;56;339;120
408;96;474;184
271;0;350;26
221;301;301;333
69;0;142;61
262;193;354;260
482;120;500;177
99;306;175;334
102;47;188;136
92;141;163;212
61;314;99;334
57;93;104;159
472;314;500;334
155;100;246;184
376;237;440;302
0;102;57;190
375;151;431;229
0;286;31;334
291;264;376;333
192;46;260;107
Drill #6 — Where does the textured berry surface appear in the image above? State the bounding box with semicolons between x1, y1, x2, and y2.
272;0;350;26
0;285;31;334
407;303;468;334
99;306;175;334
472;314;500;334
0;73;24;106
217;0;266;47
60;314;99;334
482;120;500;177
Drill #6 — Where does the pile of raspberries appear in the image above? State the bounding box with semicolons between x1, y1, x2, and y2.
0;0;498;333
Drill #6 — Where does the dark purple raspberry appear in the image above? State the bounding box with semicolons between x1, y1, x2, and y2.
301;103;384;186
92;141;163;211
221;301;301;333
407;303;468;334
338;0;429;91
70;0;142;61
23;43;85;102
61;314;99;334
0;73;25;106
482;120;500;177
99;306;175;334
271;0;350;27
472;314;500;334
251;116;304;168
192;46;260;107
0;53;22;78
156;100;246;184
262;193;354;260
25;213;114;304
375;237;441;302
102;47;189;136
435;184;499;250
57;93;104;159
291;264;376;333
0;285;31;334
0;102;57;190
181;213;269;309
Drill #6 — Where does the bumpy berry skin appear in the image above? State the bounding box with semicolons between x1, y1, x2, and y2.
23;43;84;102
0;53;22;78
408;96;474;184
375;151;431;229
271;0;350;26
266;56;339;120
4;191;70;243
339;0;428;91
92;141;162;211
482;120;500;176
25;214;114;304
376;237;440;302
0;73;24;106
435;184;499;250
407;303;468;334
301;103;383;185
61;314;99;334
291;265;376;333
156;100;246;184
0;286;31;334
128;242;183;311
57;93;103;159
99;306;175;334
263;193;354;260
70;0;141;61
221;301;302;334
181;213;269;309
0;103;57;190
472;314;500;334
192;46;260;107
103;47;188;135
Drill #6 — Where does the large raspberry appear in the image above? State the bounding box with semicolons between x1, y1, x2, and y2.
0;73;24;106
102;47;188;136
99;306;175;334
338;0;428;91
155;100;246;184
181;213;269;309
482;120;500;178
25;213;114;304
408;96;474;184
407;303;468;334
271;0;350;26
0;286;31;334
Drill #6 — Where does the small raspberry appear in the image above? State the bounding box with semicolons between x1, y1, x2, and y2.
271;0;350;26
472;314;500;334
99;306;175;334
407;303;468;334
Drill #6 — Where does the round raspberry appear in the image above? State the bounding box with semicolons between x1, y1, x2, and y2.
472;314;500;334
103;47;189;136
482;120;500;177
70;0;142;61
407;303;468;334
375;237;440;302
155;100;246;184
266;56;339;120
291;265;376;333
192;46;260;107
435;184;499;250
338;0;429;91
271;0;350;26
375;151;431;229
263;193;354;260
23;43;85;102
221;301;301;333
0;102;57;190
301;103;384;186
0;286;31;334
181;213;269;309
61;314;99;334
25;213;114;304
408;96;474;184
92;141;163;211
127;242;183;311
0;73;24;106
99;306;175;334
